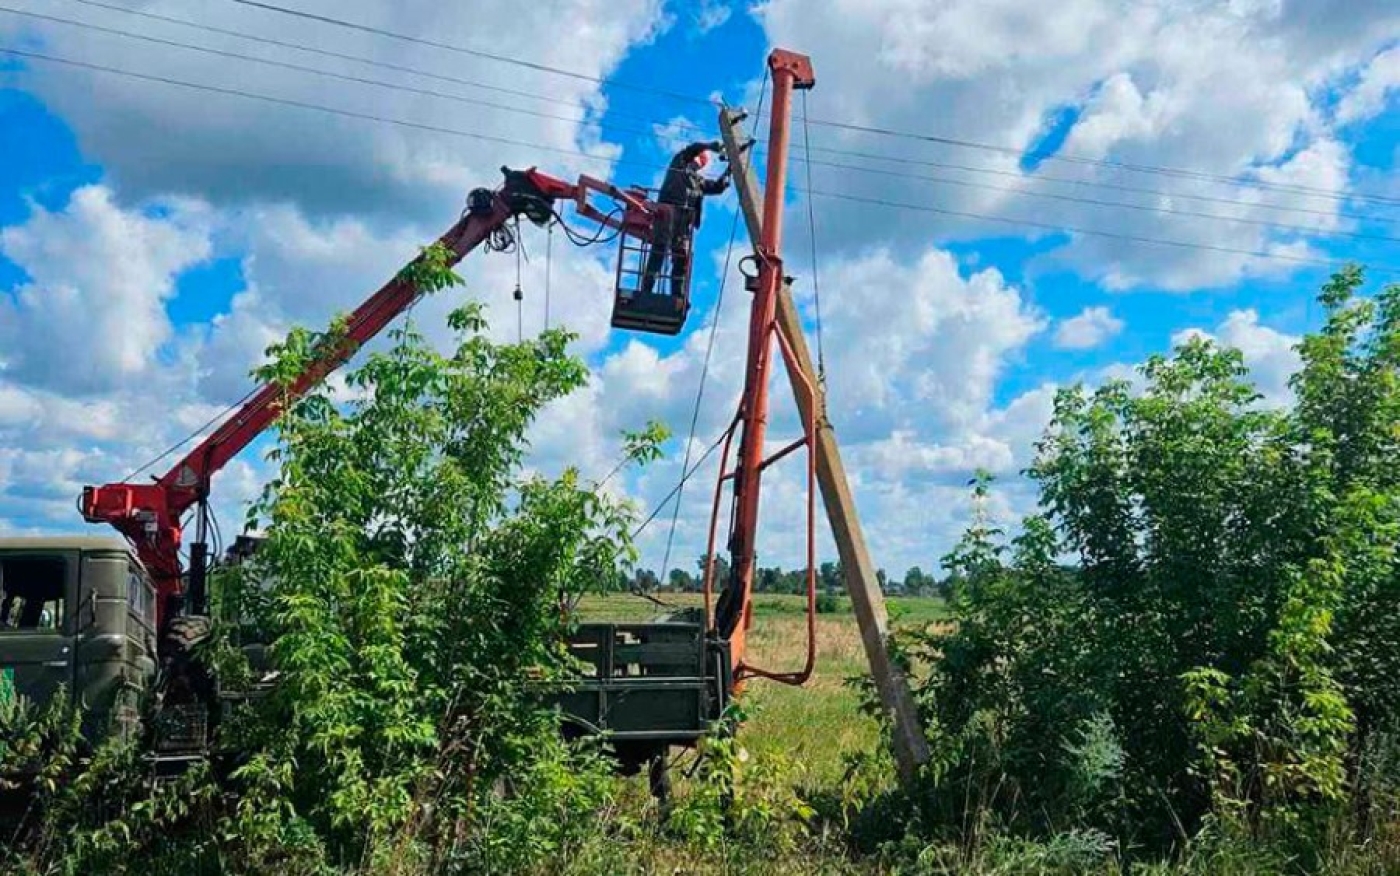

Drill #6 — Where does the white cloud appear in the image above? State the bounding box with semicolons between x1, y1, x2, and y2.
0;0;668;220
752;0;1399;289
0;186;212;395
1336;45;1400;125
816;247;1045;437
1171;309;1300;407
1054;305;1124;349
692;1;733;35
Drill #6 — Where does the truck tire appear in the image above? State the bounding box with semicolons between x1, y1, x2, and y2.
154;615;217;755
163;615;212;656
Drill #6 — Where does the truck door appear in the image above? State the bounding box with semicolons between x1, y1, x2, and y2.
0;551;76;707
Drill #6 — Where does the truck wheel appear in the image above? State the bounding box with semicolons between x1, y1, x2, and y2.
163;615;212;655
156;615;217;753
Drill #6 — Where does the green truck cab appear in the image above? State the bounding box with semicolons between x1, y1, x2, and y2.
0;536;158;744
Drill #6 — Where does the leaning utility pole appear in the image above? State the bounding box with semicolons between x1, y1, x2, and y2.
718;102;932;782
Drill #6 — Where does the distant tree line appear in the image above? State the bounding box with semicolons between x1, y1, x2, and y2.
618;555;948;597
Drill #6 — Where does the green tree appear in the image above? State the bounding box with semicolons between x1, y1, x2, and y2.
667;567;697;592
902;565;934;596
698;553;731;591
222;304;647;871
898;268;1400;860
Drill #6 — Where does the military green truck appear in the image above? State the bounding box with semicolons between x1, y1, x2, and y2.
0;537;158;745
0;536;258;808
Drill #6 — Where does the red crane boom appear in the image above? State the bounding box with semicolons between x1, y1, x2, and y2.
81;167;658;628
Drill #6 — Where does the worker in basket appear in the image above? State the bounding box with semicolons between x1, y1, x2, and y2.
639;140;731;297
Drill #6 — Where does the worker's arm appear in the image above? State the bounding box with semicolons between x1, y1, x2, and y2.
699;173;730;195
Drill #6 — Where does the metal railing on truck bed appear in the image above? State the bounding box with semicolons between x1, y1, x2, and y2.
547;620;730;767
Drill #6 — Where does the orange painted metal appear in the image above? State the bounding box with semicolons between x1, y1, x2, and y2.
707;48;817;687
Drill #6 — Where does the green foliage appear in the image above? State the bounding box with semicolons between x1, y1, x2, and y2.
669;703;815;857
396;241;465;296
2;693;233;875
6;292;647;873
891;267;1400;865
223;305;637;870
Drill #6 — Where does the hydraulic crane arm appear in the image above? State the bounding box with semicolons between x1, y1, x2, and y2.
81;166;656;628
704;50;817;687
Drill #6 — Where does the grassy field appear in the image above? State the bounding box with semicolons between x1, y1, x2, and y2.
575;591;947;873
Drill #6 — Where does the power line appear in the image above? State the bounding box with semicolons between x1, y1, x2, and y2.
62;0;719;138
224;0;716;109
120;387;259;483
806;187;1392;273
800;116;1400;210
6;5;690;140
0;46;643;169
798;142;1385;226
55;0;1391;227
86;0;1395;212
632;432;727;541
5;45;1385;276
229;0;1395;209
773;149;1400;246
18;6;1391;248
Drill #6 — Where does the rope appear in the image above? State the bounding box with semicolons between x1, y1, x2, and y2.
801;89;827;384
657;69;770;581
631;433;727;541
544;221;553;331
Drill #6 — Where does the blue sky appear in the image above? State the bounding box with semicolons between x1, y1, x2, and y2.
1;0;1398;576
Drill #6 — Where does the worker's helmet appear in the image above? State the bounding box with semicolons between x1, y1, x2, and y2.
692;150;710;170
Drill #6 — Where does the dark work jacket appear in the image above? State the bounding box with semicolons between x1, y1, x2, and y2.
657;142;728;228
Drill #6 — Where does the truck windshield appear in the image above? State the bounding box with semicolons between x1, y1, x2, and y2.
0;554;67;632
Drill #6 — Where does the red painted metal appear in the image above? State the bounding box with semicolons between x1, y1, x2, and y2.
735;321;818;685
707;48;816;687
80;167;655;629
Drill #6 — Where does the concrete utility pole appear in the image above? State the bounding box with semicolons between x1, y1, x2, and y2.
718;106;931;782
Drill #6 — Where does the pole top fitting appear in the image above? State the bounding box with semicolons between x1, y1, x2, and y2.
768;49;815;90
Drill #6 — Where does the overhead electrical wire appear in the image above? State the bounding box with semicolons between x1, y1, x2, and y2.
225;0;1400;210
61;0;719;138
3;45;1390;276
224;0;716;108
796;143;1381;225
47;1;1396;226
0;46;633;168
119;386;260;483
10;6;706;139
770;149;1400;246
14;6;1393;249
805;187;1377;271
631;433;727;541
799;116;1400;210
